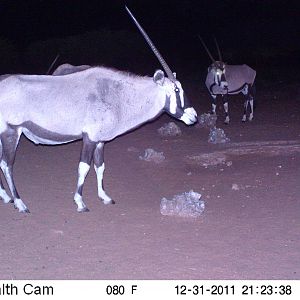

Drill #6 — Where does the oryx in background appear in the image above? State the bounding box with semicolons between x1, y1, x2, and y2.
45;54;91;76
0;7;197;213
46;54;60;75
200;37;256;124
52;63;91;75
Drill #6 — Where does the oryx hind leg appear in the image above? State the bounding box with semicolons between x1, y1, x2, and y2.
74;133;96;212
93;142;114;205
0;127;29;212
248;84;255;121
248;98;254;121
242;84;254;122
0;144;12;203
242;99;248;122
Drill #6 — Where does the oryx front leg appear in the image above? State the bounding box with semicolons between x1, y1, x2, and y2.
0;177;12;204
0;128;28;213
222;95;230;124
93;143;114;205
210;95;217;115
74;134;96;212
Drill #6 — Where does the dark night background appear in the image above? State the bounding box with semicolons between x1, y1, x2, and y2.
0;0;299;84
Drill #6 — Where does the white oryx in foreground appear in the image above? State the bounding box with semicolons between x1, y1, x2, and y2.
200;37;256;124
0;7;197;213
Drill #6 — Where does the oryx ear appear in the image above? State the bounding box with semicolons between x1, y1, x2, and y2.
153;69;165;86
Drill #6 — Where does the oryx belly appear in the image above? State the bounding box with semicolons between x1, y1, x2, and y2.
21;121;81;145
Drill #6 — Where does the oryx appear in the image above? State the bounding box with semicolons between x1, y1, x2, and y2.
46;54;60;75
52;63;91;76
0;7;197;213
200;38;256;124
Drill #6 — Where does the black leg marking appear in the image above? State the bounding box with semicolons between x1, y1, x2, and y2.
93;142;104;168
0;127;29;212
242;97;248;121
74;133;97;212
93;143;114;205
249;84;256;119
210;95;217;115
242;84;255;122
222;94;230;124
80;133;97;165
0;175;12;203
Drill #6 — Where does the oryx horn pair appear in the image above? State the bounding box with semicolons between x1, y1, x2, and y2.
198;36;223;63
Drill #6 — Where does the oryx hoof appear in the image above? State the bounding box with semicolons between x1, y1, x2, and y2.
103;199;115;205
3;198;14;204
224;116;230;124
14;199;30;213
0;195;13;204
77;207;90;213
242;115;247;122
15;206;30;213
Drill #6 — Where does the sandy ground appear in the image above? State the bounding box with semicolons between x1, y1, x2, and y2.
0;83;299;280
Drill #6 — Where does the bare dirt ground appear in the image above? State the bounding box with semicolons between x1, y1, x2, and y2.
0;83;299;280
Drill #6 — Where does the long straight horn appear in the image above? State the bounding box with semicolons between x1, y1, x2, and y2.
198;36;215;62
125;6;176;81
214;37;223;62
46;54;60;75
